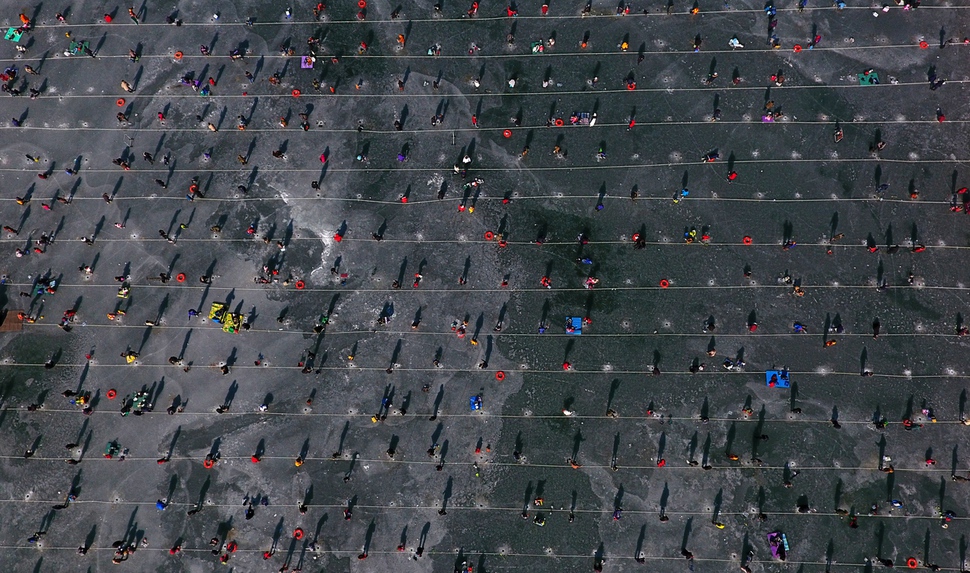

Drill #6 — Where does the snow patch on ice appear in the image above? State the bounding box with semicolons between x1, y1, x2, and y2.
427;173;444;189
308;232;336;282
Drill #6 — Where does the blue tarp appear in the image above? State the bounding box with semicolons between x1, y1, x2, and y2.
765;370;790;388
469;395;482;410
565;317;582;335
